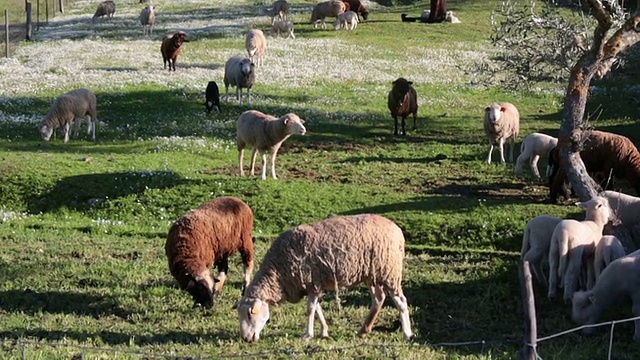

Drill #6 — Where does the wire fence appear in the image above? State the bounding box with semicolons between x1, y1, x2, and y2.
3;315;640;360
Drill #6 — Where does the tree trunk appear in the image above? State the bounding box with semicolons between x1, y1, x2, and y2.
428;0;446;23
557;0;640;202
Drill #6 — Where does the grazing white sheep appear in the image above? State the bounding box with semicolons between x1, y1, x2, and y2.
245;29;267;68
594;235;625;281
223;57;256;106
269;20;295;38
521;215;563;287
236;110;306;180
548;196;612;302
39;88;97;143
234;214;413;342
572;249;640;339
515;133;558;180
334;10;359;30
269;0;289;24
139;5;156;36
483;102;520;164
310;0;346;30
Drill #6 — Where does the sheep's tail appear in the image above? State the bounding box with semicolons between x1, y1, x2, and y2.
558;234;570;281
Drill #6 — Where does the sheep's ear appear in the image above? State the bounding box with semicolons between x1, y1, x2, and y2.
484;106;490;112
500;107;507;112
576;201;586;209
392;80;397;85
407;81;413;86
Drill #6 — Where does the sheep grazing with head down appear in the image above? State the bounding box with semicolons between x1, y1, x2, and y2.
342;0;369;21
236;110;306;180
484;102;520;164
515;133;558;180
224;57;256;106
388;77;418;136
205;81;221;114
165;196;255;308
39;88;97;143
245;29;267;68
234;214;413;342
548;130;640;203
92;0;115;22
593;235;625;282
334;10;358;30
311;0;346;29
161;31;189;71
269;0;289;24
548;196;612;302
140;5;156;36
521;215;563;287
572;249;640;339
269;20;295;38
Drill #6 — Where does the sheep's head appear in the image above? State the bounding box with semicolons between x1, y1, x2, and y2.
484;103;504;123
234;297;270;342
186;271;217;308
39;123;53;141
360;8;369;20
239;59;254;76
282;113;306;136
572;291;599;334
173;31;189;46
577;196;613;223
391;78;413;109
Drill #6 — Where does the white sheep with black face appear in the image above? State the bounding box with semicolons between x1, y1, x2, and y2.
234;214;413;342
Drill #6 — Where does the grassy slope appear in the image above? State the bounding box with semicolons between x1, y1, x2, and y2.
0;0;639;358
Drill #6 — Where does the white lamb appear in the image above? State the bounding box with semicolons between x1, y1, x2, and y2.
234;214;413;342
548;196;612;302
269;20;295;38
236;110;306;180
139;5;156;36
245;29;267;68
223;57;256;106
310;0;346;29
572;249;640;339
483;102;520;164
334;10;358;30
515;133;558;180
593;235;625;281
520;215;563;286
39;88;97;143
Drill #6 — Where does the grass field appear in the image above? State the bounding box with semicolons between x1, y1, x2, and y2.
1;0;639;358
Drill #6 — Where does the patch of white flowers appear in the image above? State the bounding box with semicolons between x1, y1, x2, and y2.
0;207;29;222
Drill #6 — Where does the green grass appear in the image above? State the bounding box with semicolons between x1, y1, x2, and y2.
1;0;640;358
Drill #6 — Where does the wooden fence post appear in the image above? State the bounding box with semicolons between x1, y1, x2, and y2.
36;0;40;30
26;2;32;40
4;10;8;58
58;0;63;13
45;0;48;24
518;260;538;360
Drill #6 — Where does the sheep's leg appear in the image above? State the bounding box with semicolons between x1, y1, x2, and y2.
315;299;329;338
359;285;385;337
213;258;229;296
270;150;278;180
302;293;321;340
63;122;71;143
486;140;494;164
632;295;640;340
514;152;527;177
260;152;268;180
239;247;254;296
563;248;583;303
530;154;541;179
412;111;417;131
508;138;515;163
401;116;407;136
548;238;559;299
524;250;547;287
393;115;398;136
249;148;259;176
498;138;506;164
389;289;413;341
237;87;242;105
238;147;246;176
247;88;252;107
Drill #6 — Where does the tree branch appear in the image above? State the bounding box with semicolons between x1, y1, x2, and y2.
595;14;640;78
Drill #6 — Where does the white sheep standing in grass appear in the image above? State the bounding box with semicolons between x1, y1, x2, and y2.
223;56;256;106
269;20;295;38
39;88;97;143
520;215;563;287
269;0;289;24
483;102;520;164
310;0;346;29
515;132;558;180
572;249;640;339
334;10;359;30
236;110;306;180
548;196;612;302
139;5;156;36
594;235;626;281
234;214;413;342
245;29;267;68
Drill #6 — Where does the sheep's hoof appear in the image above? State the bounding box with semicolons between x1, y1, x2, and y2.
301;333;313;341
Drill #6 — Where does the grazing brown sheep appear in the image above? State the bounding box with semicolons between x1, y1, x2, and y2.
548;130;640;203
342;0;369;21
387;77;418;136
161;31;189;71
165;196;255;308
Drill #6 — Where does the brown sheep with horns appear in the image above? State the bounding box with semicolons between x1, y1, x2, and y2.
165;196;255;308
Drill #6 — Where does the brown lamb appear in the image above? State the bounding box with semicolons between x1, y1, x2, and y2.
548;130;640;203
387;77;418;136
161;31;189;71
165;196;254;308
